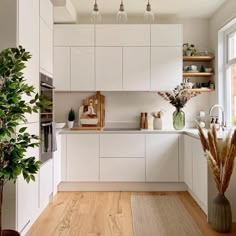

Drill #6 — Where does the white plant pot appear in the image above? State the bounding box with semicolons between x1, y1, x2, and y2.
68;121;74;129
186;50;192;56
153;118;163;130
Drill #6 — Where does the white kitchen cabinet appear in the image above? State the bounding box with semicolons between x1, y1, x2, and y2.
96;25;150;46
100;134;145;158
184;135;193;190
54;25;95;46
40;18;53;76
96;47;123;91
40;0;53;30
66;134;99;181
71;47;95;91
39;159;53;211
146;134;179;182
100;158;145;182
192;139;208;207
123;47;150;91
151;47;182;90
53;133;62;195
151;24;183;46
54;47;70;91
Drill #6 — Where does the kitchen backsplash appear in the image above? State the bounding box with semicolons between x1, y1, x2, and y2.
55;91;211;129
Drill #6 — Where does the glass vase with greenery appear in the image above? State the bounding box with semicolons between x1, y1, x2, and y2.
0;47;49;236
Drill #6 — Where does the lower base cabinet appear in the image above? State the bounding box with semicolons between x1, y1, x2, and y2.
146;134;180;182
100;158;145;182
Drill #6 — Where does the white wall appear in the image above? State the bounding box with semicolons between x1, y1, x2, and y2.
208;0;236;222
55;19;211;129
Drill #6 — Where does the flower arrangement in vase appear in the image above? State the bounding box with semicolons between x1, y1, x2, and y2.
198;125;236;233
158;85;200;130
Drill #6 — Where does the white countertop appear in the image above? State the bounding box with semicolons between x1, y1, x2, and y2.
58;128;200;139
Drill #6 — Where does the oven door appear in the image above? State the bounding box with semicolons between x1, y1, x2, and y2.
40;121;53;163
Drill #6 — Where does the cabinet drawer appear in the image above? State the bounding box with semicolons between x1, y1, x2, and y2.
100;134;145;158
100;158;145;182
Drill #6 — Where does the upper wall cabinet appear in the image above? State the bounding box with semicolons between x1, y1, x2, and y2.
151;25;183;46
123;47;150;91
96;25;150;46
54;25;95;46
151;47;182;91
71;47;95;91
40;0;53;30
54;47;70;91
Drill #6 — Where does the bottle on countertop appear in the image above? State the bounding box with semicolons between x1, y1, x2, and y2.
215;118;220;131
140;112;145;129
144;112;148;129
210;118;215;129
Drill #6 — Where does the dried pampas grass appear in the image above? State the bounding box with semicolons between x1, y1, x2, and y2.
197;125;236;194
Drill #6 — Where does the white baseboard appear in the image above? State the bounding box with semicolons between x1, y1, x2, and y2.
58;182;188;192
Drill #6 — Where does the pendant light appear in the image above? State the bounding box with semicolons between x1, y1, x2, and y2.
144;0;155;23
116;0;128;24
91;0;102;24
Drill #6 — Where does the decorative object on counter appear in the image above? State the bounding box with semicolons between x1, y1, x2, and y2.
0;47;49;236
158;85;200;130
91;0;102;24
144;0;155;23
183;43;197;56
76;92;105;130
144;112;149;129
68;108;75;129
117;0;128;23
152;111;164;130
140;112;145;129
196;111;206;128
197;125;236;233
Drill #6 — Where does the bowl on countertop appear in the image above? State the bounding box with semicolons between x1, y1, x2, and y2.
56;122;66;129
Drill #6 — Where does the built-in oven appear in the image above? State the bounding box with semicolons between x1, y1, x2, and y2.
40;73;54;163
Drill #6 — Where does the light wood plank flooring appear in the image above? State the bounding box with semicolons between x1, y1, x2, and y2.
27;192;236;236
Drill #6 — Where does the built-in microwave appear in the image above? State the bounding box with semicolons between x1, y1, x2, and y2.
40;73;54;163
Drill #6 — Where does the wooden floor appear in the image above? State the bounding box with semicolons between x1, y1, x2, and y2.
27;192;236;236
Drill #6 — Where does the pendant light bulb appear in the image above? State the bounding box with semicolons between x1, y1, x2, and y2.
144;0;155;23
117;0;128;24
91;0;102;24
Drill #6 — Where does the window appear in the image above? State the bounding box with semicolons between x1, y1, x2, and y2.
224;25;236;125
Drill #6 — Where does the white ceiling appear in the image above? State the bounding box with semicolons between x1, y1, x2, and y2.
71;0;227;18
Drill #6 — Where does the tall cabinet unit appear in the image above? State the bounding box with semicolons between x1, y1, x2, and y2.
0;1;40;235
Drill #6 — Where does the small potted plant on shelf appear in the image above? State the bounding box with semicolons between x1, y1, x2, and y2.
198;125;236;233
68;108;75;129
0;47;49;236
183;43;197;56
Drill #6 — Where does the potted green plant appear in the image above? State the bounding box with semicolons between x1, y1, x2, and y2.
0;47;49;236
183;43;197;56
68;108;75;129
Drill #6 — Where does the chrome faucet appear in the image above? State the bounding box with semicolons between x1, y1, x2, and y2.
209;104;226;131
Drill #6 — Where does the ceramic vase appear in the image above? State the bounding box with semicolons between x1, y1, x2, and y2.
67;121;74;129
153;118;162;130
210;193;232;233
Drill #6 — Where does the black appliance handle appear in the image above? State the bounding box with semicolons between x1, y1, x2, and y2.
41;122;52;127
41;82;55;89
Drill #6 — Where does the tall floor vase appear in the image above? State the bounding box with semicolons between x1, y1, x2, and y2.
210;193;232;233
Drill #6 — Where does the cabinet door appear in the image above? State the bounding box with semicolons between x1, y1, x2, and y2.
184;135;193;190
17;123;39;232
67;134;99;181
96;47;122;91
54;25;94;46
146;134;179;182
40;18;53;76
53;134;62;195
96;25;150;46
151;25;182;46
100;158;145;182
40;0;53;30
151;47;182;90
54;47;70;91
123;47;150;91
193;139;208;206
71;47;95;91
